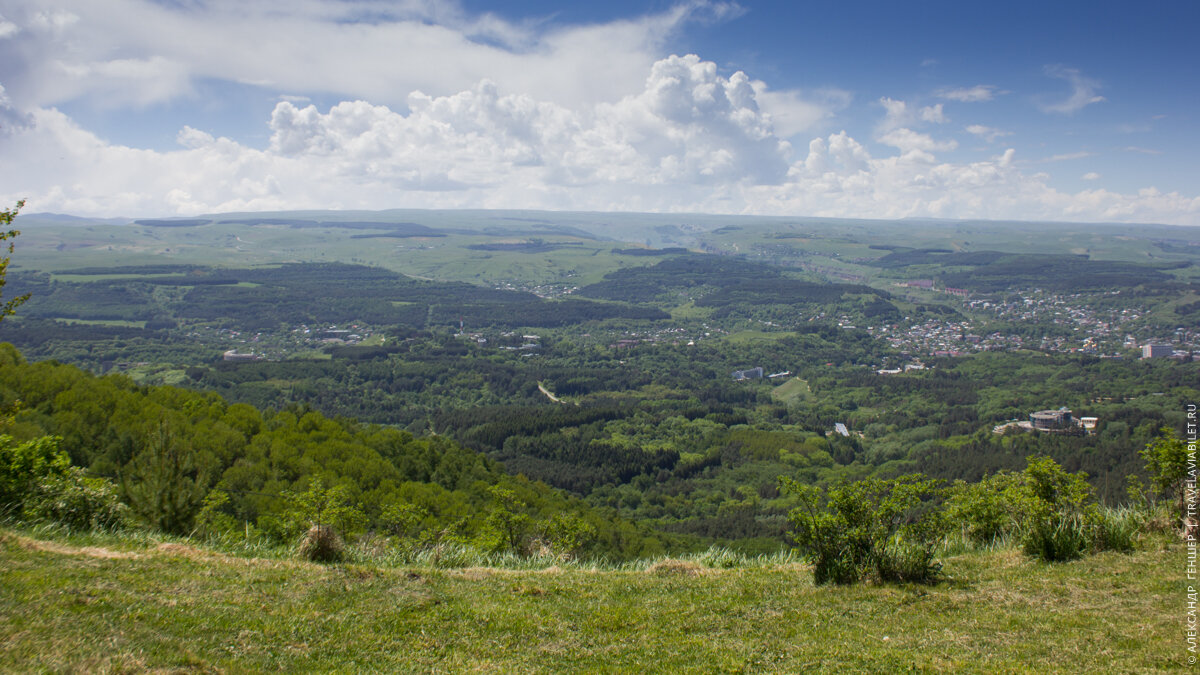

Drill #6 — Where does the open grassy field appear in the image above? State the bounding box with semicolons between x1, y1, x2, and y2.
0;527;1182;672
771;377;811;404
723;330;798;345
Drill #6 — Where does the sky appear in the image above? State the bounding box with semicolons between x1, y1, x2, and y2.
0;0;1197;225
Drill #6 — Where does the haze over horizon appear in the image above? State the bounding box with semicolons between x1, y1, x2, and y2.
1;0;1197;226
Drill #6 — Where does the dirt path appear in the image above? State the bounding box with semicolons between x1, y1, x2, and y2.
537;381;564;404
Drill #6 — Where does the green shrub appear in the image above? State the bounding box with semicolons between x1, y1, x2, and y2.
475;486;532;555
0;435;69;513
945;471;1031;546
537;512;598;559
121;421;210;535
1018;456;1139;561
1020;456;1094;561
193;490;239;539
23;467;127;531
781;474;947;585
1;434;127;531
1023;509;1093;562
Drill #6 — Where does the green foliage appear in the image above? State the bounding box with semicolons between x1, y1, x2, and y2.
282;477;367;563
944;471;1030;545
0;353;664;559
1018;455;1139;561
281;476;366;542
1021;455;1093;561
379;501;430;540
0;435;69;512
476;485;531;554
781;474;947;585
122;420;210;535
0;201;30;323
0;434;126;531
537;512;598;558
1125;474;1148;511
193;490;239;539
1139;427;1189;518
24;466;128;531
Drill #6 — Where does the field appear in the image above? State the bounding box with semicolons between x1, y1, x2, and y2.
771;377;811;403
0;527;1182;673
16;211;1200;291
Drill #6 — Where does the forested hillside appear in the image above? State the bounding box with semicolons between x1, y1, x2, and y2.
0;345;664;558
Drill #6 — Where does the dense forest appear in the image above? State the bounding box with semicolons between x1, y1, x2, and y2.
5;263;667;332
0;345;665;558
869;248;1187;293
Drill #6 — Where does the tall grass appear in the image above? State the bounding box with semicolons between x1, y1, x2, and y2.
939;503;1150;560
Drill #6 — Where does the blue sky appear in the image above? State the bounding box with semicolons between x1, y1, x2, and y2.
0;0;1196;224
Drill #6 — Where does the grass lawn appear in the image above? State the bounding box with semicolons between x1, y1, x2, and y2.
771;378;811;404
723;330;797;345
0;528;1183;672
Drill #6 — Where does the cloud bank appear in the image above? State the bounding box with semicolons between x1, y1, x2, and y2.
2;52;1196;225
0;1;1195;225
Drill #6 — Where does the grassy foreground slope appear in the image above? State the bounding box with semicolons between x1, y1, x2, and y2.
0;528;1179;672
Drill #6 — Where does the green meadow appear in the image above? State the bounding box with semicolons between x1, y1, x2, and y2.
0;527;1182;673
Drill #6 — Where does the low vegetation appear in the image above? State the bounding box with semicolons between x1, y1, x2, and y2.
0;524;1182;672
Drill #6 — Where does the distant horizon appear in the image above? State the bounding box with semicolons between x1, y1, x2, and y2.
17;207;1195;232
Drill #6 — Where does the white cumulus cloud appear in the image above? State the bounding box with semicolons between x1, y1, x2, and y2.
919;104;947;123
1;53;1198;226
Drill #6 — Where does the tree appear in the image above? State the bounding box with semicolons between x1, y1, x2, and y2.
477;485;531;554
0;201;30;322
122;419;210;534
1140;428;1190;528
282;476;366;562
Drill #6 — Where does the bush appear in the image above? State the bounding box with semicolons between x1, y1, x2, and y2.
1023;509;1093;562
1018;456;1138;561
945;471;1030;546
781;474;947;585
0;435;68;513
193;490;240;539
474;486;531;555
24;467;128;531
0;434;127;531
537;512;597;559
